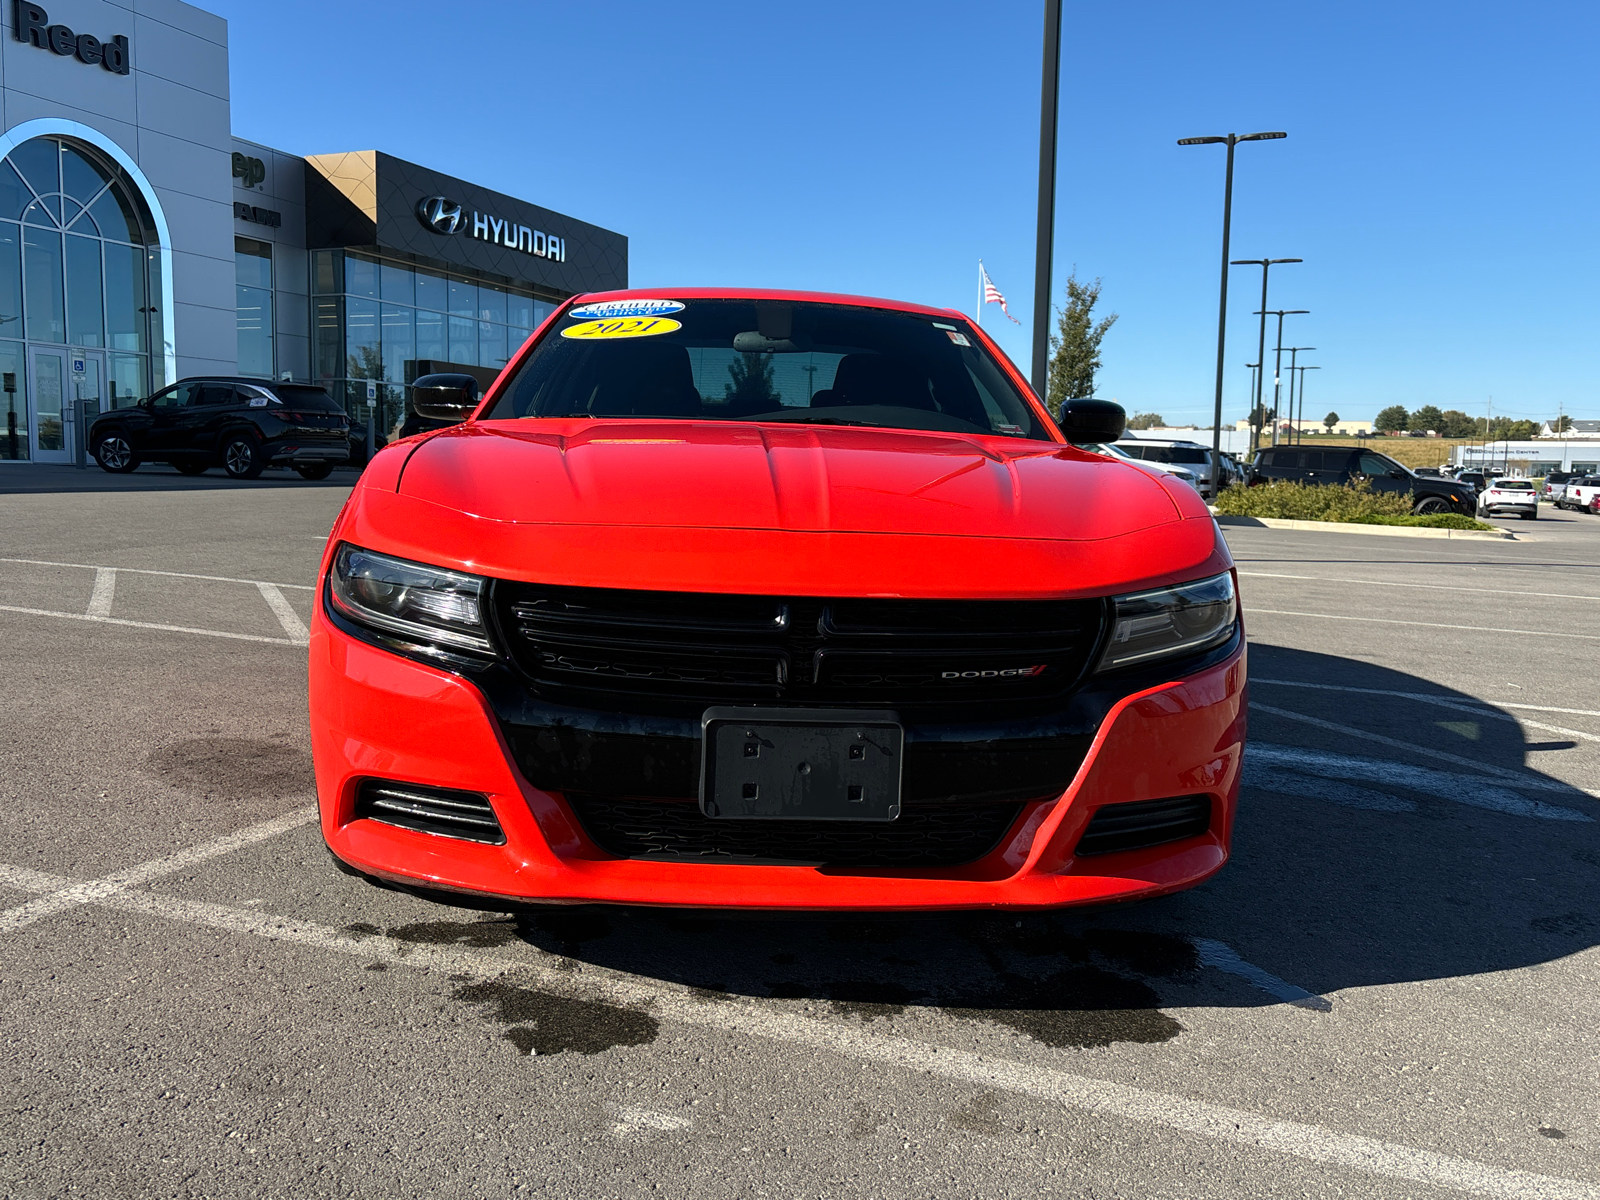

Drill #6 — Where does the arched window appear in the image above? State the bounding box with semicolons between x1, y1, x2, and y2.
0;135;156;461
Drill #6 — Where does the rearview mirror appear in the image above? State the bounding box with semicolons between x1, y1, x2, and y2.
1056;398;1126;445
411;373;480;423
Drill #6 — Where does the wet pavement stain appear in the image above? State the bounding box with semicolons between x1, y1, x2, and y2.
949;1091;1003;1135
146;737;314;798
363;962;387;972
826;980;912;1021
1539;1126;1567;1139
848;1103;888;1140
454;980;658;1056
387;918;522;949
944;966;1183;1049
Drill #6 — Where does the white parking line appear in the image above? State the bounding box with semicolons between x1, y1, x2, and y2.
257;582;311;645
86;567;116;618
1244;608;1600;641
1251;679;1600;746
1238;570;1600;603
0;556;314;591
0;876;1587;1198
0;807;316;934
0;603;302;647
1250;705;1600;801
1191;939;1332;1012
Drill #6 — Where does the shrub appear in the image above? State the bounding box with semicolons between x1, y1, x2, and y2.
1212;480;1496;530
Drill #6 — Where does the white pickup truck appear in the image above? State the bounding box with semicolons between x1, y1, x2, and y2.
1476;478;1540;520
1563;475;1600;514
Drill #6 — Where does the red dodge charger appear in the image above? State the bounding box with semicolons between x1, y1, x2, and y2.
311;289;1246;911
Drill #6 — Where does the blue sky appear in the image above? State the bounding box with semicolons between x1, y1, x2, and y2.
211;0;1596;427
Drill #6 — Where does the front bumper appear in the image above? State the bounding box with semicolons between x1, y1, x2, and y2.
310;607;1247;913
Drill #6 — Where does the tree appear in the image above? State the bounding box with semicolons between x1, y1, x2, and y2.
1127;412;1165;430
1506;419;1538;441
1553;414;1574;433
1323;411;1339;433
1374;405;1409;433
1438;409;1475;438
724;352;778;410
1410;405;1444;434
1045;270;1118;420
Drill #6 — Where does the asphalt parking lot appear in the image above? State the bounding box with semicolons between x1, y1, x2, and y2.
3;464;1598;1199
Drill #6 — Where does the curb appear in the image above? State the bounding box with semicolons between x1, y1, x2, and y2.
1210;514;1516;540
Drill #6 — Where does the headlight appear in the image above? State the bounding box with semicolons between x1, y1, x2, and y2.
328;544;492;655
1096;572;1237;672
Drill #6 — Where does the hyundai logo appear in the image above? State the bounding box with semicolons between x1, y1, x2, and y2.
416;195;463;235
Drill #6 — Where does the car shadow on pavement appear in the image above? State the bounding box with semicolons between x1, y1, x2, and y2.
497;644;1599;1045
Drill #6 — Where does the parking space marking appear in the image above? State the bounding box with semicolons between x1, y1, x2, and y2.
1251;704;1600;799
1238;570;1600;602
1253;680;1600;746
85;568;116;618
0;807;315;934
0;556;314;591
0;603;302;647
1191;939;1333;1012
257;582;311;645
0;877;1588;1198
1245;608;1600;641
1243;762;1419;813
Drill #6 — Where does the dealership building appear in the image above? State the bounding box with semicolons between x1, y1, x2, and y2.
0;0;626;465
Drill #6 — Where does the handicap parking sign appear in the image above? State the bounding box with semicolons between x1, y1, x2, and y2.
71;357;86;374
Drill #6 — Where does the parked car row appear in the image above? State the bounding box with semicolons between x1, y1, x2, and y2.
1246;446;1477;515
1559;475;1600;513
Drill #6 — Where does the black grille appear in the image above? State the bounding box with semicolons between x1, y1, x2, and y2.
495;582;1105;709
1074;795;1210;857
566;796;1023;867
354;779;506;845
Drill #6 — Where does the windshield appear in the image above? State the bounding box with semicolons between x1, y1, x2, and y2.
269;385;342;413
1118;443;1210;465
484;299;1050;440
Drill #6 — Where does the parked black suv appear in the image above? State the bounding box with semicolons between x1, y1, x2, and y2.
1249;446;1476;515
89;379;350;480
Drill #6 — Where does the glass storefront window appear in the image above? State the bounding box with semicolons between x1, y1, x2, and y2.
236;237;272;378
506;292;534;329
108;351;144;410
104;242;145;352
315;296;343;380
416;267;447;313
448;278;476;319
0;340;24;459
0;224;20;341
345;296;380;379
313;249;342;295
380;261;414;306
380;304;413;386
346;253;379;300
478;321;506;369
478;285;507;324
448;315;475;365
65;234;103;348
22;226;64;343
414;307;446;363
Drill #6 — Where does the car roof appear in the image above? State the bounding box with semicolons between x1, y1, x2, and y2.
562;286;968;322
165;376;327;388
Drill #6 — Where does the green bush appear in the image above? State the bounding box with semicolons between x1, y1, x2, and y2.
1212;480;1495;530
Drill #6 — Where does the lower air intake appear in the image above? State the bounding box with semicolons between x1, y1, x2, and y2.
354;779;506;845
566;796;1022;868
1073;795;1211;857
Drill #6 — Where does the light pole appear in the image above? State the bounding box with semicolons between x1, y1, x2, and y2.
1031;0;1063;399
1281;347;1314;442
1176;131;1287;484
1255;308;1309;446
1232;258;1301;453
1293;364;1320;438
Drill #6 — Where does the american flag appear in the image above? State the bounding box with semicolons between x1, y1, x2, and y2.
979;261;1021;324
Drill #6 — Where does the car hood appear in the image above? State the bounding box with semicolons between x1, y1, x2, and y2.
392;420;1188;541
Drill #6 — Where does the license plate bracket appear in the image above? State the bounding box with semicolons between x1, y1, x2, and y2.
700;707;903;822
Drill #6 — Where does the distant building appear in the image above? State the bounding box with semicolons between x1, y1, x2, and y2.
1537;419;1600;439
1233;418;1373;436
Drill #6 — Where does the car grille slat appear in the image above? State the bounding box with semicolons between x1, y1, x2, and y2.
1074;795;1211;857
566;796;1023;867
496;582;1105;709
354;780;506;845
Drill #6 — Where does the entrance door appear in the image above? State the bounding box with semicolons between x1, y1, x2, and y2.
30;348;105;466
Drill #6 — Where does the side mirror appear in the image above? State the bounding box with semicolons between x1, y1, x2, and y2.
1056;398;1126;445
1389;469;1407;479
411;373;480;423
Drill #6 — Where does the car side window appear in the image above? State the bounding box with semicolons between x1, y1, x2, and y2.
1357;452;1392;476
193;384;236;407
149;384;198;410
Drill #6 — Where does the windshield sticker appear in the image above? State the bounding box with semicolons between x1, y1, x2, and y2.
568;299;686;320
248;396;268;407
561;316;683;341
945;330;971;347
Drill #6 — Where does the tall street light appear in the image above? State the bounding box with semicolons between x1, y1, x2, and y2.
1282;347;1314;442
1232;258;1301;452
1255;308;1309;446
1177;132;1286;484
1293;364;1321;438
1031;0;1063;399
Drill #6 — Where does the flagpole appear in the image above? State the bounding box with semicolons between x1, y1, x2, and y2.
976;261;983;326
